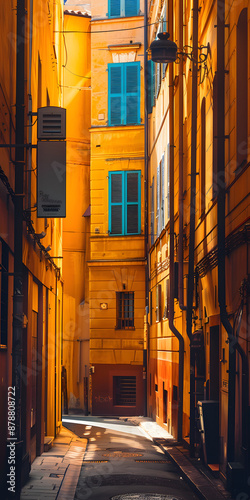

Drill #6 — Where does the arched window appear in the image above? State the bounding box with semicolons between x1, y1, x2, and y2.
236;8;248;170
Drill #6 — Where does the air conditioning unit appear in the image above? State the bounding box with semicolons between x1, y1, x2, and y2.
37;106;66;139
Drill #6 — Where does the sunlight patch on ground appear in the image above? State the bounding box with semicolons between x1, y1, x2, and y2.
62;417;150;438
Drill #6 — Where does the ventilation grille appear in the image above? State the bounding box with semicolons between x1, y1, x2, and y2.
37;106;66;139
113;376;136;406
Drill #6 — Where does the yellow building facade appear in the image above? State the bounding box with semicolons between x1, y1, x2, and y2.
62;8;91;414
89;0;146;415
148;0;249;490
0;0;65;490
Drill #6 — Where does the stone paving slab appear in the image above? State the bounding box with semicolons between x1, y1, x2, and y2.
21;427;87;500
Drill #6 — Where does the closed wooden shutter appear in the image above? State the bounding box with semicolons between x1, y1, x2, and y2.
125;0;138;17
110;173;123;234
126;172;139;234
109;0;120;17
161;153;165;230
109;64;122;125
125;63;140;125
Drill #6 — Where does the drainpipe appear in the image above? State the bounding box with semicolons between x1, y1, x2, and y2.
12;0;25;497
178;0;187;313
168;0;184;443
143;0;148;417
186;0;198;457
27;0;33;211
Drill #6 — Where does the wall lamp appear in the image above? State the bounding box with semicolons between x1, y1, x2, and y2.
150;32;209;82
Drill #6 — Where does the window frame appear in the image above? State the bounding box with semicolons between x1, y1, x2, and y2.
108;0;140;18
116;291;135;330
108;62;141;126
156;284;162;322
109;170;141;236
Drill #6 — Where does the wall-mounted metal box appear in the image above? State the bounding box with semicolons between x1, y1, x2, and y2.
37;106;66;139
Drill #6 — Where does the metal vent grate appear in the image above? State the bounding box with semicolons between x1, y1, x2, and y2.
37;106;66;139
113;376;136;406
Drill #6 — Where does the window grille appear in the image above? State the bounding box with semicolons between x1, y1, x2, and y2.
113;376;136;406
116;291;134;329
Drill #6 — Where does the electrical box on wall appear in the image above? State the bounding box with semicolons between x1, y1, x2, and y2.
37;106;66;140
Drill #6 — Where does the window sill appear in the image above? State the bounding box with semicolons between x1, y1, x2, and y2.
109;234;141;237
108;14;141;20
115;327;135;331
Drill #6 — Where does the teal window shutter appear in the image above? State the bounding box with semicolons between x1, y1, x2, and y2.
126;172;140;233
108;64;122;126
125;0;138;17
109;0;121;17
108;62;140;126
109;171;141;235
161;153;165;230
109;172;123;234
125;63;140;125
147;60;154;114
109;0;139;18
156;63;161;97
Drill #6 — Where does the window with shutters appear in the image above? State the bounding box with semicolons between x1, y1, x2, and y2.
150;177;155;246
156;284;161;322
108;0;139;18
156;154;165;237
109;171;141;236
163;279;169;320
116;292;134;329
147;59;155;114
108;62;140;126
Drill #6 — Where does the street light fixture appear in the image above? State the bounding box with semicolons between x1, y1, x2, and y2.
150;32;209;82
149;32;178;63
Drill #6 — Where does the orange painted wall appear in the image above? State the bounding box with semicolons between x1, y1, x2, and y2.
62;10;91;412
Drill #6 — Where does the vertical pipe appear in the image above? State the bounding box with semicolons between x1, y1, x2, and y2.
12;0;25;496
168;0;184;443
144;0;148;417
186;0;198;456
178;0;186;312
28;0;33;211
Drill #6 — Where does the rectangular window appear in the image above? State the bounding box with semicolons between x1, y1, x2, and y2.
113;376;136;406
109;171;141;235
163;279;169;319
156;284;161;322
156;154;165;237
149;290;153;326
109;0;139;18
108;62;140;126
147;60;155;114
116;291;134;329
150;177;155;246
0;242;9;346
